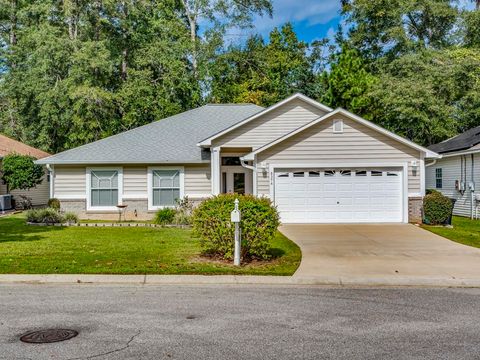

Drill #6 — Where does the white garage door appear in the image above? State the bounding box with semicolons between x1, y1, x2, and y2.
274;168;403;223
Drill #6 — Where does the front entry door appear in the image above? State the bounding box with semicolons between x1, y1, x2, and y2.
221;167;252;194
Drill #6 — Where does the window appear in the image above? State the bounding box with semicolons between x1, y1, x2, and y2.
355;170;367;176
387;172;398;177
435;168;442;189
221;157;241;166
309;171;320;177
87;168;122;210
340;170;351;177
371;170;383;177
293;172;305;177
148;167;184;209
333;119;343;133
324;170;336;177
277;173;289;178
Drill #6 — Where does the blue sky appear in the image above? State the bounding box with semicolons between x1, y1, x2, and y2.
253;0;342;43
227;0;477;44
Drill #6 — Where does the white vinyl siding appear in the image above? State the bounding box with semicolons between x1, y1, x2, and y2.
212;99;328;149
53;166;86;198
256;114;422;195
123;166;147;197
184;165;211;197
426;154;479;218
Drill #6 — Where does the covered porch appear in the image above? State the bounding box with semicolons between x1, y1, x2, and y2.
210;147;255;195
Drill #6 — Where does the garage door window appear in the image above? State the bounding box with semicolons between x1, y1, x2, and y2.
371;171;383;176
340;170;351;176
387;172;399;177
293;172;304;177
325;170;336;177
309;171;320;177
355;170;367;176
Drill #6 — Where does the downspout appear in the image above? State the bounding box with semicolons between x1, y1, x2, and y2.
240;158;254;171
471;154;475;220
46;164;54;199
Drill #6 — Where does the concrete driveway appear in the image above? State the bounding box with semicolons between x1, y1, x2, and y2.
280;224;480;282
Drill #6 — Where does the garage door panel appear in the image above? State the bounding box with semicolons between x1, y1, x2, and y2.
275;168;403;223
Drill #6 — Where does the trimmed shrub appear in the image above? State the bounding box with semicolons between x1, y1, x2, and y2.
47;198;61;210
423;192;454;225
64;212;79;224
26;208;65;224
153;208;176;225
192;194;280;260
426;189;441;196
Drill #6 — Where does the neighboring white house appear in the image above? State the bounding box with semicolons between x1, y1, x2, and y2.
37;93;440;223
426;126;480;219
0;134;51;207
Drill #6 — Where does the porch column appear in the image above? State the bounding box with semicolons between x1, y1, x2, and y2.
211;147;221;195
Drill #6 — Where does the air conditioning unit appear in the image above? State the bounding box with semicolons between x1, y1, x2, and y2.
475;193;480;202
0;194;13;212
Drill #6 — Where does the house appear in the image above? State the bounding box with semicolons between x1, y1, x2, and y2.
0;134;51;207
426;126;480;219
36;93;440;223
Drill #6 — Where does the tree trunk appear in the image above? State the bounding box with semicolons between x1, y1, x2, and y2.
121;1;128;81
10;0;17;46
180;0;198;76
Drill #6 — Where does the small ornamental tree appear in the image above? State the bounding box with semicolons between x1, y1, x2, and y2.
1;154;44;192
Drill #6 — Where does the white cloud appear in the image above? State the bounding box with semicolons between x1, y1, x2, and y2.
254;0;341;32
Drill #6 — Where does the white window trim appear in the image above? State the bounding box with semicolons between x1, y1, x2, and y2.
147;166;185;211
333;119;344;133
86;167;123;211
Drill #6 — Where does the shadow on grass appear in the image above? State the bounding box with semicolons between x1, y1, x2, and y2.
0;216;64;244
268;247;285;258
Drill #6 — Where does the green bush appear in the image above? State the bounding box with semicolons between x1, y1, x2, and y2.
153;208;176;225
426;189;441;195
423;192;454;225
192;194;280;260
64;212;79;224
26;208;65;224
47;198;61;210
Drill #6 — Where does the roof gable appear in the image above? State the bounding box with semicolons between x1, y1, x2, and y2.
197;93;333;147
242;108;440;161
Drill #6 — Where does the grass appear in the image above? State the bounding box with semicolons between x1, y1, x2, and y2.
0;214;301;275
422;216;480;249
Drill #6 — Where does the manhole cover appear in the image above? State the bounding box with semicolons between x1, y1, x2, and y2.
20;329;78;344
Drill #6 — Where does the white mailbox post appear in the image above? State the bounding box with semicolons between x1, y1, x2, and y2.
231;198;241;266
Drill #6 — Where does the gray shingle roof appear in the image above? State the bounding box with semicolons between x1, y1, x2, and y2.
429;125;480;154
37;104;263;165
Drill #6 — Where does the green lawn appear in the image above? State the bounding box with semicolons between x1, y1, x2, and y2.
0;214;301;275
422;216;480;248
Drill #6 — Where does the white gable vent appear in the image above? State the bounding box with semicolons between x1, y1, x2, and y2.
333;119;343;133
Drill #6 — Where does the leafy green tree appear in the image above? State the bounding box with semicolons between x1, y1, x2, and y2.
209;23;321;106
1;154;43;192
319;46;376;117
367;48;480;146
341;0;460;59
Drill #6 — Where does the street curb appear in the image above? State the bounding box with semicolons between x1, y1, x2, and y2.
0;274;479;287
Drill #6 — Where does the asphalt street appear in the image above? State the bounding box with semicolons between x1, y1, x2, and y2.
0;285;479;359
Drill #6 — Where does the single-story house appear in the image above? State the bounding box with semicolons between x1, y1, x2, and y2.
37;93;440;223
426;126;480;219
0;134;51;207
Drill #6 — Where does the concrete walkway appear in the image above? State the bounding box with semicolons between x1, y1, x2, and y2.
280;223;480;284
